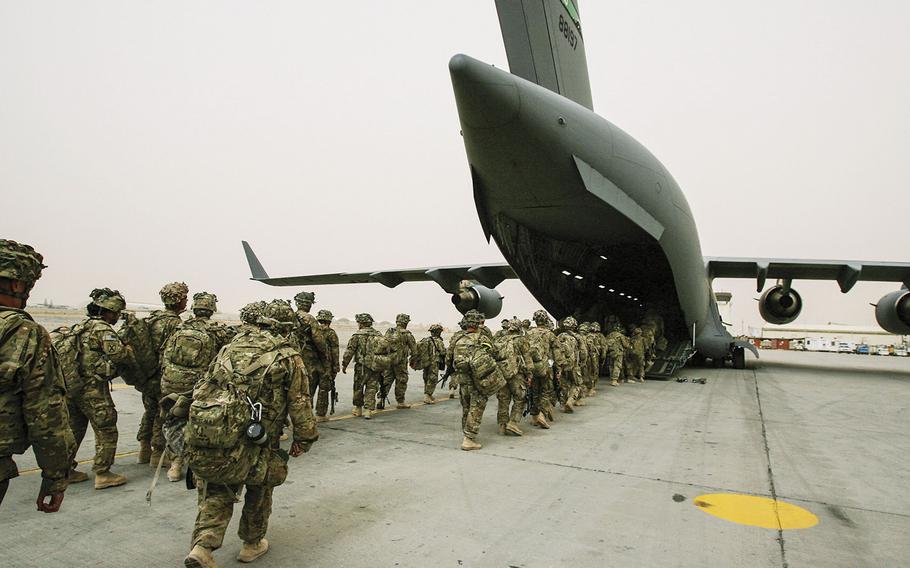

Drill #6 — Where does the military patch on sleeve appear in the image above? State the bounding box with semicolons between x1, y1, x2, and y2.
102;332;121;355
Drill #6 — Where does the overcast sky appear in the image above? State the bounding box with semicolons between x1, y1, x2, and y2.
2;1;907;330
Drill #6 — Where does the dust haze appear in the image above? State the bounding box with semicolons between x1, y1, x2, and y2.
2;1;907;330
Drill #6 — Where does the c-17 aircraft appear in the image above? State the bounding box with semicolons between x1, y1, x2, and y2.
243;0;910;376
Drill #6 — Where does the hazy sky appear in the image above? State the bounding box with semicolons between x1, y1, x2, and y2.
2;1;908;330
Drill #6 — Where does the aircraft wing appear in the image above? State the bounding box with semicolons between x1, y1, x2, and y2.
242;241;517;294
705;257;910;293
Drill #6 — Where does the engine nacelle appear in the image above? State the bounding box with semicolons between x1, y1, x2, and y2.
759;285;803;325
451;284;503;318
875;290;910;335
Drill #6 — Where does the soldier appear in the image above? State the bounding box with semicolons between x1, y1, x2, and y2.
580;323;601;397
159;292;232;482
493;319;510;340
453;310;502;451
314;310;340;422
293;291;329;395
605;322;627;386
381;313;418;410
0;240;74;511
342;313;385;420
419;324;446;404
625;326;646;383
478;315;494;341
136;281;188;466
494;320;531;436
556;317;586;412
641;323;657;375
526;310;566;426
68;288;132;489
443;318;469;400
591;322;609;383
184;300;318;568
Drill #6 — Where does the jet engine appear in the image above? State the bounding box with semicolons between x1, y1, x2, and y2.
451;284;503;318
874;290;910;335
759;285;803;325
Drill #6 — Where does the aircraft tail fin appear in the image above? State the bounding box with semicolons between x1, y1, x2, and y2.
494;0;593;110
242;241;270;280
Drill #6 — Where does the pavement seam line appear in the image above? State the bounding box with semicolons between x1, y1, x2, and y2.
752;367;789;568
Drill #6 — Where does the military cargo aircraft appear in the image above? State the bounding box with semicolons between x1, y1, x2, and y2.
243;0;910;375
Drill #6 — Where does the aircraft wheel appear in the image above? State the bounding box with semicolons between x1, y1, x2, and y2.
732;346;746;370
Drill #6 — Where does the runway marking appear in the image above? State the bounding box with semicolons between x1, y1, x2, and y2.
18;450;140;475
694;493;819;530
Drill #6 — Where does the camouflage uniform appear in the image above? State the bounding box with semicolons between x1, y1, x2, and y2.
557;317;587;410
314;310;340;419
160;293;232;398
605;325;626;385
454;311;494;449
494;321;531;435
188;301;318;562
444;319;468;398
580;323;601;395
0;239;74;508
380;314;417;408
420;325;446;401
293;291;329;399
138;281;188;459
624;327;646;383
69;290;134;480
342;314;385;416
527;310;566;421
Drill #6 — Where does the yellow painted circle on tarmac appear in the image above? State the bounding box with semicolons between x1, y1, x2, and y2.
693;493;818;530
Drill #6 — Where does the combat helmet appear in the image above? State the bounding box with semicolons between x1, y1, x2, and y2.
396;313;411;325
0;239;46;291
294;291;316;306
240;301;268;325
316;309;334;322
266;299;297;329
463;309;484;327
590;322;601;333
578;322;590;333
90;288;126;312
192;292;218;313
428;324;443;334
561;316;578;331
532;309;550;324
355;313;374;325
159;282;189;306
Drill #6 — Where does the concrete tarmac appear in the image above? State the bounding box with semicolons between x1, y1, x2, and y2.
1;350;908;567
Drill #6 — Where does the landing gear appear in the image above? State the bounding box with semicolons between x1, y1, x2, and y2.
732;346;746;370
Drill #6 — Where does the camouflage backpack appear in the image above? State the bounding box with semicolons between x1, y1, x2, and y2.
183;333;295;485
160;323;217;394
411;337;435;371
494;335;521;378
118;314;157;388
362;333;391;373
470;341;506;396
49;324;86;392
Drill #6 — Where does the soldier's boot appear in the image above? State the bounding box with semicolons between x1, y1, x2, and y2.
137;440;152;464
363;409;373;420
237;538;269;563
68;468;89;484
498;424;507;435
562;399;575;413
639;377;646;383
449;392;456;399
149;451;170;468
532;413;550;429
94;470;127;490
574;397;587;406
611;380;619;386
543;406;555;422
316;415;329;423
167;458;183;482
352;406;363;417
588;388;597;396
279;430;289;441
396;402;412;409
184;545;217;568
505;421;523;436
423;395;436;405
460;437;482;451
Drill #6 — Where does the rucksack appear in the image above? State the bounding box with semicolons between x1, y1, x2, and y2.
411;337;433;370
470;342;506;396
494;335;521;378
362;333;390;373
183;338;294;485
118;314;158;387
164;326;215;370
49;324;86;392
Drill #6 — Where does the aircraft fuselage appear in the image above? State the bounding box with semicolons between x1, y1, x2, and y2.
450;54;733;358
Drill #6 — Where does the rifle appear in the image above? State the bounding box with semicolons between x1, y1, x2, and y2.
522;375;535;417
553;366;563;402
329;376;338;415
377;379;391;410
438;365;454;390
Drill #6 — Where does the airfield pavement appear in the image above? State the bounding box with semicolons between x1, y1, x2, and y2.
1;348;909;567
